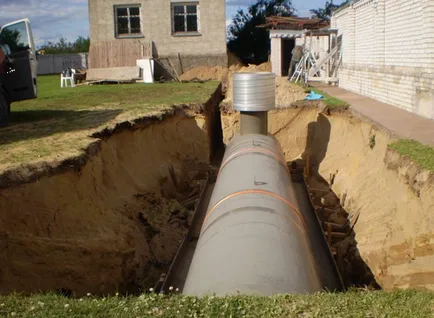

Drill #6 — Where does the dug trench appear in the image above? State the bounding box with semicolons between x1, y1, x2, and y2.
0;86;224;296
0;83;433;297
222;104;434;291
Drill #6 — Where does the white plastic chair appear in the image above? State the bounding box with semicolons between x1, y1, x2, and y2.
61;68;76;88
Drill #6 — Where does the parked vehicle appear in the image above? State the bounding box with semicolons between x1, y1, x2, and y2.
0;18;37;126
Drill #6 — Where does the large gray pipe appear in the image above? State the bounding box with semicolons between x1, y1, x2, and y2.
182;134;322;296
233;72;275;135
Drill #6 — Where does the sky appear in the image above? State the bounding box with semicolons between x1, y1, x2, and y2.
0;0;331;48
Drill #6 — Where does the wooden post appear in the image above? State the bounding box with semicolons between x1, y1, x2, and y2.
327;222;332;246
167;58;181;82
327;34;331;83
178;53;184;74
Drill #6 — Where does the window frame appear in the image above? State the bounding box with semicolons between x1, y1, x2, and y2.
171;2;201;37
114;4;143;38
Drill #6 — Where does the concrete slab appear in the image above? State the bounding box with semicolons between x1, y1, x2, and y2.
313;83;434;147
86;66;141;81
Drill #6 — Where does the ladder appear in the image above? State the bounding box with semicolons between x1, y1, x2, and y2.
289;54;306;83
289;50;319;83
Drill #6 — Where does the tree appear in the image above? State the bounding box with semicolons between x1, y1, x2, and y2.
228;0;296;65
0;28;26;53
73;36;91;53
310;1;348;22
39;36;90;54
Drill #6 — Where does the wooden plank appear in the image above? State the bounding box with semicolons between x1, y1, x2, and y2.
89;39;152;69
178;53;184;74
324;231;347;239
167;58;180;82
86;66;140;81
323;221;349;232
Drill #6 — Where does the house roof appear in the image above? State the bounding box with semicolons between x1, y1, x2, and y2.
269;28;338;39
258;16;330;30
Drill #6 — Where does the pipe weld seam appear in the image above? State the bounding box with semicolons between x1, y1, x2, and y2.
218;148;289;177
201;189;307;233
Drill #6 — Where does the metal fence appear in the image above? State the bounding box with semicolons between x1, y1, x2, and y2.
37;53;89;75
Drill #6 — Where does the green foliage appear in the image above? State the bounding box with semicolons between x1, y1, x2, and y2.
0;28;27;53
1;75;219;167
310;1;347;22
227;0;295;64
311;88;348;108
39;36;90;54
389;139;434;171
0;290;433;317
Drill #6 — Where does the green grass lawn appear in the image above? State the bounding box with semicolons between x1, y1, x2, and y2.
389;139;434;172
0;75;219;170
311;88;348;108
0;290;432;318
297;83;348;108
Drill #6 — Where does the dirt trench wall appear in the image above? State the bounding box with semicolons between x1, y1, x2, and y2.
314;114;434;291
223;107;434;291
0;108;214;296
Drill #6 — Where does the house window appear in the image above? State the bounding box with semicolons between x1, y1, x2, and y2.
114;5;142;37
171;2;200;35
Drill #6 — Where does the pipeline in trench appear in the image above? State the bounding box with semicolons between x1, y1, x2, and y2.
159;73;379;296
158;146;380;295
0;79;388;297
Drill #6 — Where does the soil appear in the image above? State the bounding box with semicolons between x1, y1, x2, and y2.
179;62;307;112
303;171;380;289
1;62;434;296
180;66;229;82
222;106;434;291
0;89;224;296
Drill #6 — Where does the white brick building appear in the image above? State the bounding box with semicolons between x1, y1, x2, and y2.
332;0;434;119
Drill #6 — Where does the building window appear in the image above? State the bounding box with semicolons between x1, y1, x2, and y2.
114;5;142;37
171;2;200;35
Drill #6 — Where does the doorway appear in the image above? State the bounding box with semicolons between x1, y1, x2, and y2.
281;38;295;77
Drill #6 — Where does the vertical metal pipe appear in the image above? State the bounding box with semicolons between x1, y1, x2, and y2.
240;111;268;135
233;72;275;135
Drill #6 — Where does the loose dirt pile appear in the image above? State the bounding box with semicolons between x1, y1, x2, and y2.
180;62;306;112
228;51;244;67
180;66;230;82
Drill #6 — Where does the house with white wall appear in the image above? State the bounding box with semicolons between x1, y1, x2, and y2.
331;0;434;119
264;17;330;77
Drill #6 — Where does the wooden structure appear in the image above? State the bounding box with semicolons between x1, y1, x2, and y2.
290;29;342;84
259;16;329;30
261;16;342;83
88;39;152;69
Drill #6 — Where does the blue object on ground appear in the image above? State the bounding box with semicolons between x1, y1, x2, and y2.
305;90;324;101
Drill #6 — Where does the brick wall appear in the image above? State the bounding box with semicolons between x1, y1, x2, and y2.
271;38;282;76
332;0;434;119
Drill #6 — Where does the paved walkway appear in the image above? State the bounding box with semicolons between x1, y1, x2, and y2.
312;83;434;147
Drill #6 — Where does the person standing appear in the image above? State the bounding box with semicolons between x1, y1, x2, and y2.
288;45;303;79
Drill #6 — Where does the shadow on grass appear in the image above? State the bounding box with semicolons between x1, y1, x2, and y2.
1;109;123;145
